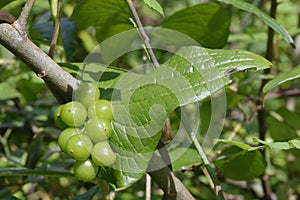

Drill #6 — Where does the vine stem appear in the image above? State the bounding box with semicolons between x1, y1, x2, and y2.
190;132;225;200
126;0;160;68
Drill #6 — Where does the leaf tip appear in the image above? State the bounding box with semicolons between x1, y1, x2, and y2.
262;85;270;94
143;0;165;17
290;42;296;49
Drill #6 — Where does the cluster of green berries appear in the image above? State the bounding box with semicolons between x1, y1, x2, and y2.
53;82;116;182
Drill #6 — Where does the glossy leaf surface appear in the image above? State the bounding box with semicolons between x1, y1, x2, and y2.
64;46;272;188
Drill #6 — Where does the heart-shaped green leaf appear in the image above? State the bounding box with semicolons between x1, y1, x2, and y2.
101;47;271;188
62;46;271;188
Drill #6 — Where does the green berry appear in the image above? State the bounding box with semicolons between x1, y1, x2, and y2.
65;134;93;161
60;101;87;127
87;100;113;121
85;118;112;143
74;82;100;108
91;141;116;167
73;159;99;182
58;128;81;152
53;105;69;129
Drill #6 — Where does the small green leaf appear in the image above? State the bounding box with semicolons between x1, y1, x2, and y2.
217;139;252;150
217;0;294;46
162;3;231;48
269;142;291;150
143;0;164;16
253;137;292;150
289;139;300;149
263;65;300;93
252;137;268;145
215;146;267;180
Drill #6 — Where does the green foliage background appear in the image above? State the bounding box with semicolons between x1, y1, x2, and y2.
1;0;300;199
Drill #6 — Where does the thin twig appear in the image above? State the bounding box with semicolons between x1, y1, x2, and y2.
162;117;173;141
48;0;63;59
15;0;35;32
127;0;174;156
292;0;300;65
127;0;174;143
256;0;277;199
265;89;300;99
126;0;160;68
190;132;225;200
